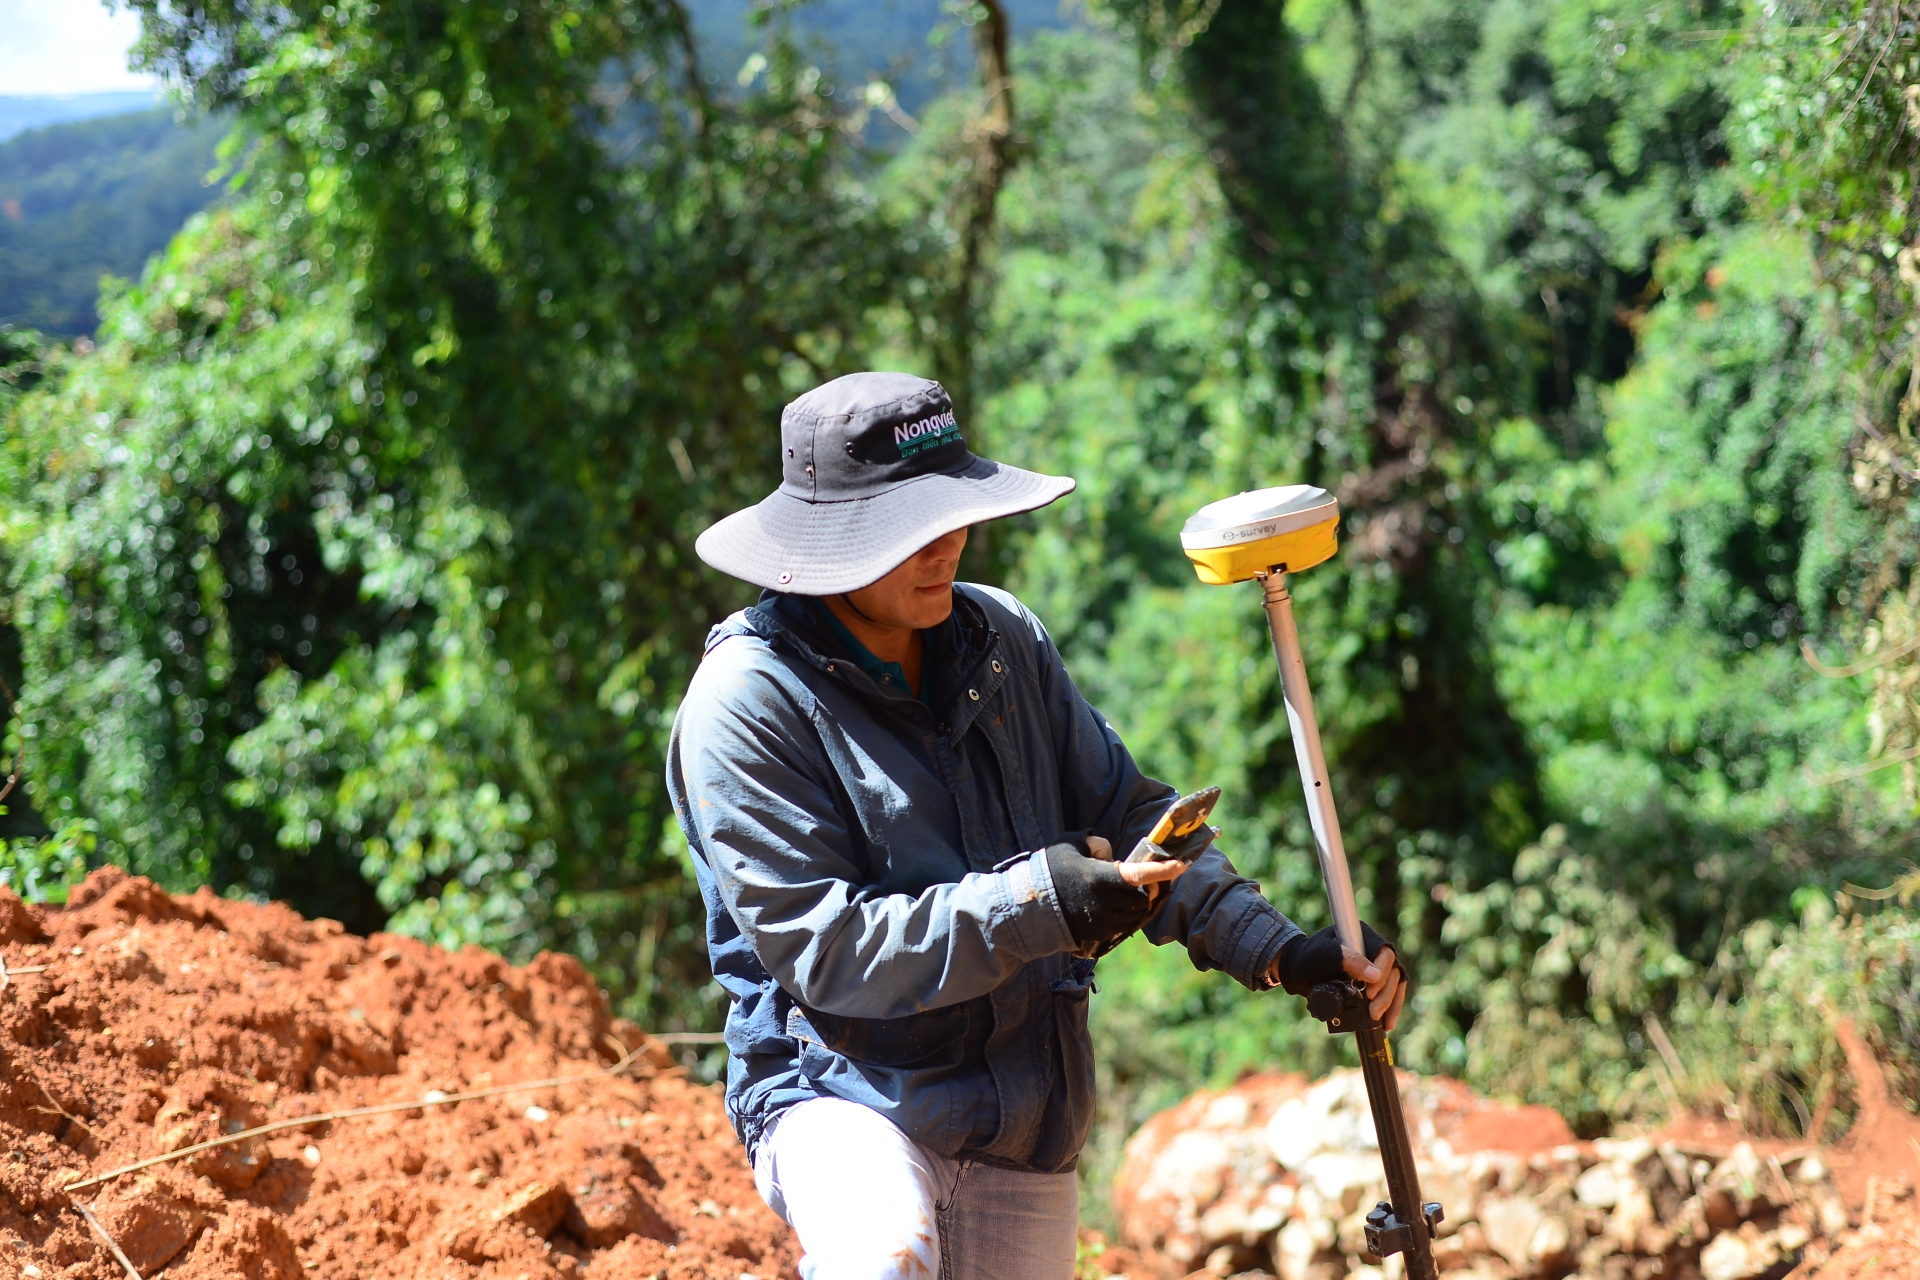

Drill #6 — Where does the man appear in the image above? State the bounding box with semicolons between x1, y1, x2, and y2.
668;372;1405;1279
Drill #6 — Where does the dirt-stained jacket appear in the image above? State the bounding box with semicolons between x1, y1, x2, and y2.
666;583;1302;1173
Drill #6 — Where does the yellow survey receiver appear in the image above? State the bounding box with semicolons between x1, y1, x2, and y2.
1178;485;1340;585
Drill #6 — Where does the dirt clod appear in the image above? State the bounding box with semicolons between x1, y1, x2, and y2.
89;1173;209;1272
0;871;798;1279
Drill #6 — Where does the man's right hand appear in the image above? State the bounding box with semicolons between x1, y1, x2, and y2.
1045;838;1189;948
1273;923;1409;1030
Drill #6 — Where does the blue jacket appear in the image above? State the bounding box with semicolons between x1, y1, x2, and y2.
666;584;1303;1173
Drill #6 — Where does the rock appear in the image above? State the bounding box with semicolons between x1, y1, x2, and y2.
1698;1223;1781;1280
1267;1073;1377;1170
1430;1220;1493;1271
1607;1182;1658;1251
1594;1137;1654;1166
150;1070;270;1191
492;1179;572;1236
1701;1185;1742;1231
1415;1162;1483;1234
0;885;43;945
1113;1073;1308;1265
1196;1196;1254;1246
1272;1218;1329;1280
1299;1151;1380;1217
1156;1129;1237;1210
184;1204;303;1280
91;1180;209;1274
1478;1194;1571;1271
1810;1183;1852;1236
1334;1204;1371;1258
445;1181;574;1265
1576;1162;1623;1208
1477;1194;1541;1269
1529;1210;1573;1271
1248;1182;1296;1237
1656;1143;1696;1197
1205;1093;1255;1129
565;1163;675;1247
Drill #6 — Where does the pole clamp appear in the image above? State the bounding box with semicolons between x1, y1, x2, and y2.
1363;1200;1446;1258
1305;979;1376;1035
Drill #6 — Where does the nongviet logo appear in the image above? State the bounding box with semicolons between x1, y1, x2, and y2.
893;409;962;458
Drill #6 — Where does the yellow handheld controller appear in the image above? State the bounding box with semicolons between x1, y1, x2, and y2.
1126;786;1221;863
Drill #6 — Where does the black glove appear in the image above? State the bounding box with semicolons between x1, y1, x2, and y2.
1044;839;1153;947
1275;922;1407;997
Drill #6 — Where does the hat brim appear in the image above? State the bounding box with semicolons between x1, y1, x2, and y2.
695;457;1075;594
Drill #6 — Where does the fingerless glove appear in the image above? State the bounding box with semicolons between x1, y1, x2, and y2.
1274;922;1403;996
1044;840;1153;947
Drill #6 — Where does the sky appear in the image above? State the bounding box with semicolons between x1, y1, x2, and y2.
0;0;155;97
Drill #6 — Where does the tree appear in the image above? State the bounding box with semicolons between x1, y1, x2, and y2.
2;0;922;1027
964;1;1912;1154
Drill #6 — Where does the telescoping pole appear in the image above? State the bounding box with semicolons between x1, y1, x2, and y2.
1260;571;1442;1280
1178;485;1446;1277
1259;573;1364;954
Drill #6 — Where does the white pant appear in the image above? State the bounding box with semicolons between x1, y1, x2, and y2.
752;1097;1079;1280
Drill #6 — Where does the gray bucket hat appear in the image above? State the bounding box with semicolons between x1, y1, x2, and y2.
695;372;1075;594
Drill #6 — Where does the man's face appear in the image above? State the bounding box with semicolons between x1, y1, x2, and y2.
844;527;969;631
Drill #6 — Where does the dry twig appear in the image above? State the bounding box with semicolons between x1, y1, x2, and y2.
29;1068;92;1136
73;1200;142;1279
0;954;52;992
1816;743;1920;785
63;1035;654;1193
1802;634;1920;678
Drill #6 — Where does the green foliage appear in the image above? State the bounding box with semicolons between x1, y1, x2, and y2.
1734;0;1920;802
0;809;95;904
947;6;1920;1218
1;0;921;1028
5;208;380;910
2;0;1917;1221
0;109;228;334
1658;896;1914;1141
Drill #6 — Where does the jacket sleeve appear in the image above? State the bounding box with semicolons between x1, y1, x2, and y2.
986;588;1303;990
673;638;1078;1021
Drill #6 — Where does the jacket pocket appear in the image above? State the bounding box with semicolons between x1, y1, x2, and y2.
786;1002;973;1071
1028;963;1099;1173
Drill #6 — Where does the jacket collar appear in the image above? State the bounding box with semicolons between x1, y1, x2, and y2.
708;586;1007;733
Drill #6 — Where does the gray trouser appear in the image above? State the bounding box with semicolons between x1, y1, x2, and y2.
753;1097;1079;1279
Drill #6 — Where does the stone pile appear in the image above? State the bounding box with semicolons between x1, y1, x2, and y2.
1114;1069;1850;1280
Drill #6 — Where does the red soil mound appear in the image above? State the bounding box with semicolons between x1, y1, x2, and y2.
1788;1020;1920;1279
0;868;797;1280
1829;1019;1920;1211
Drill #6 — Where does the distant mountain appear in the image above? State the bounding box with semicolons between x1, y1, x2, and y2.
0;108;228;335
0;92;164;142
0;4;1075;336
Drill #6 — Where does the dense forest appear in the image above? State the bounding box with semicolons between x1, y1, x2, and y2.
3;0;1919;1222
